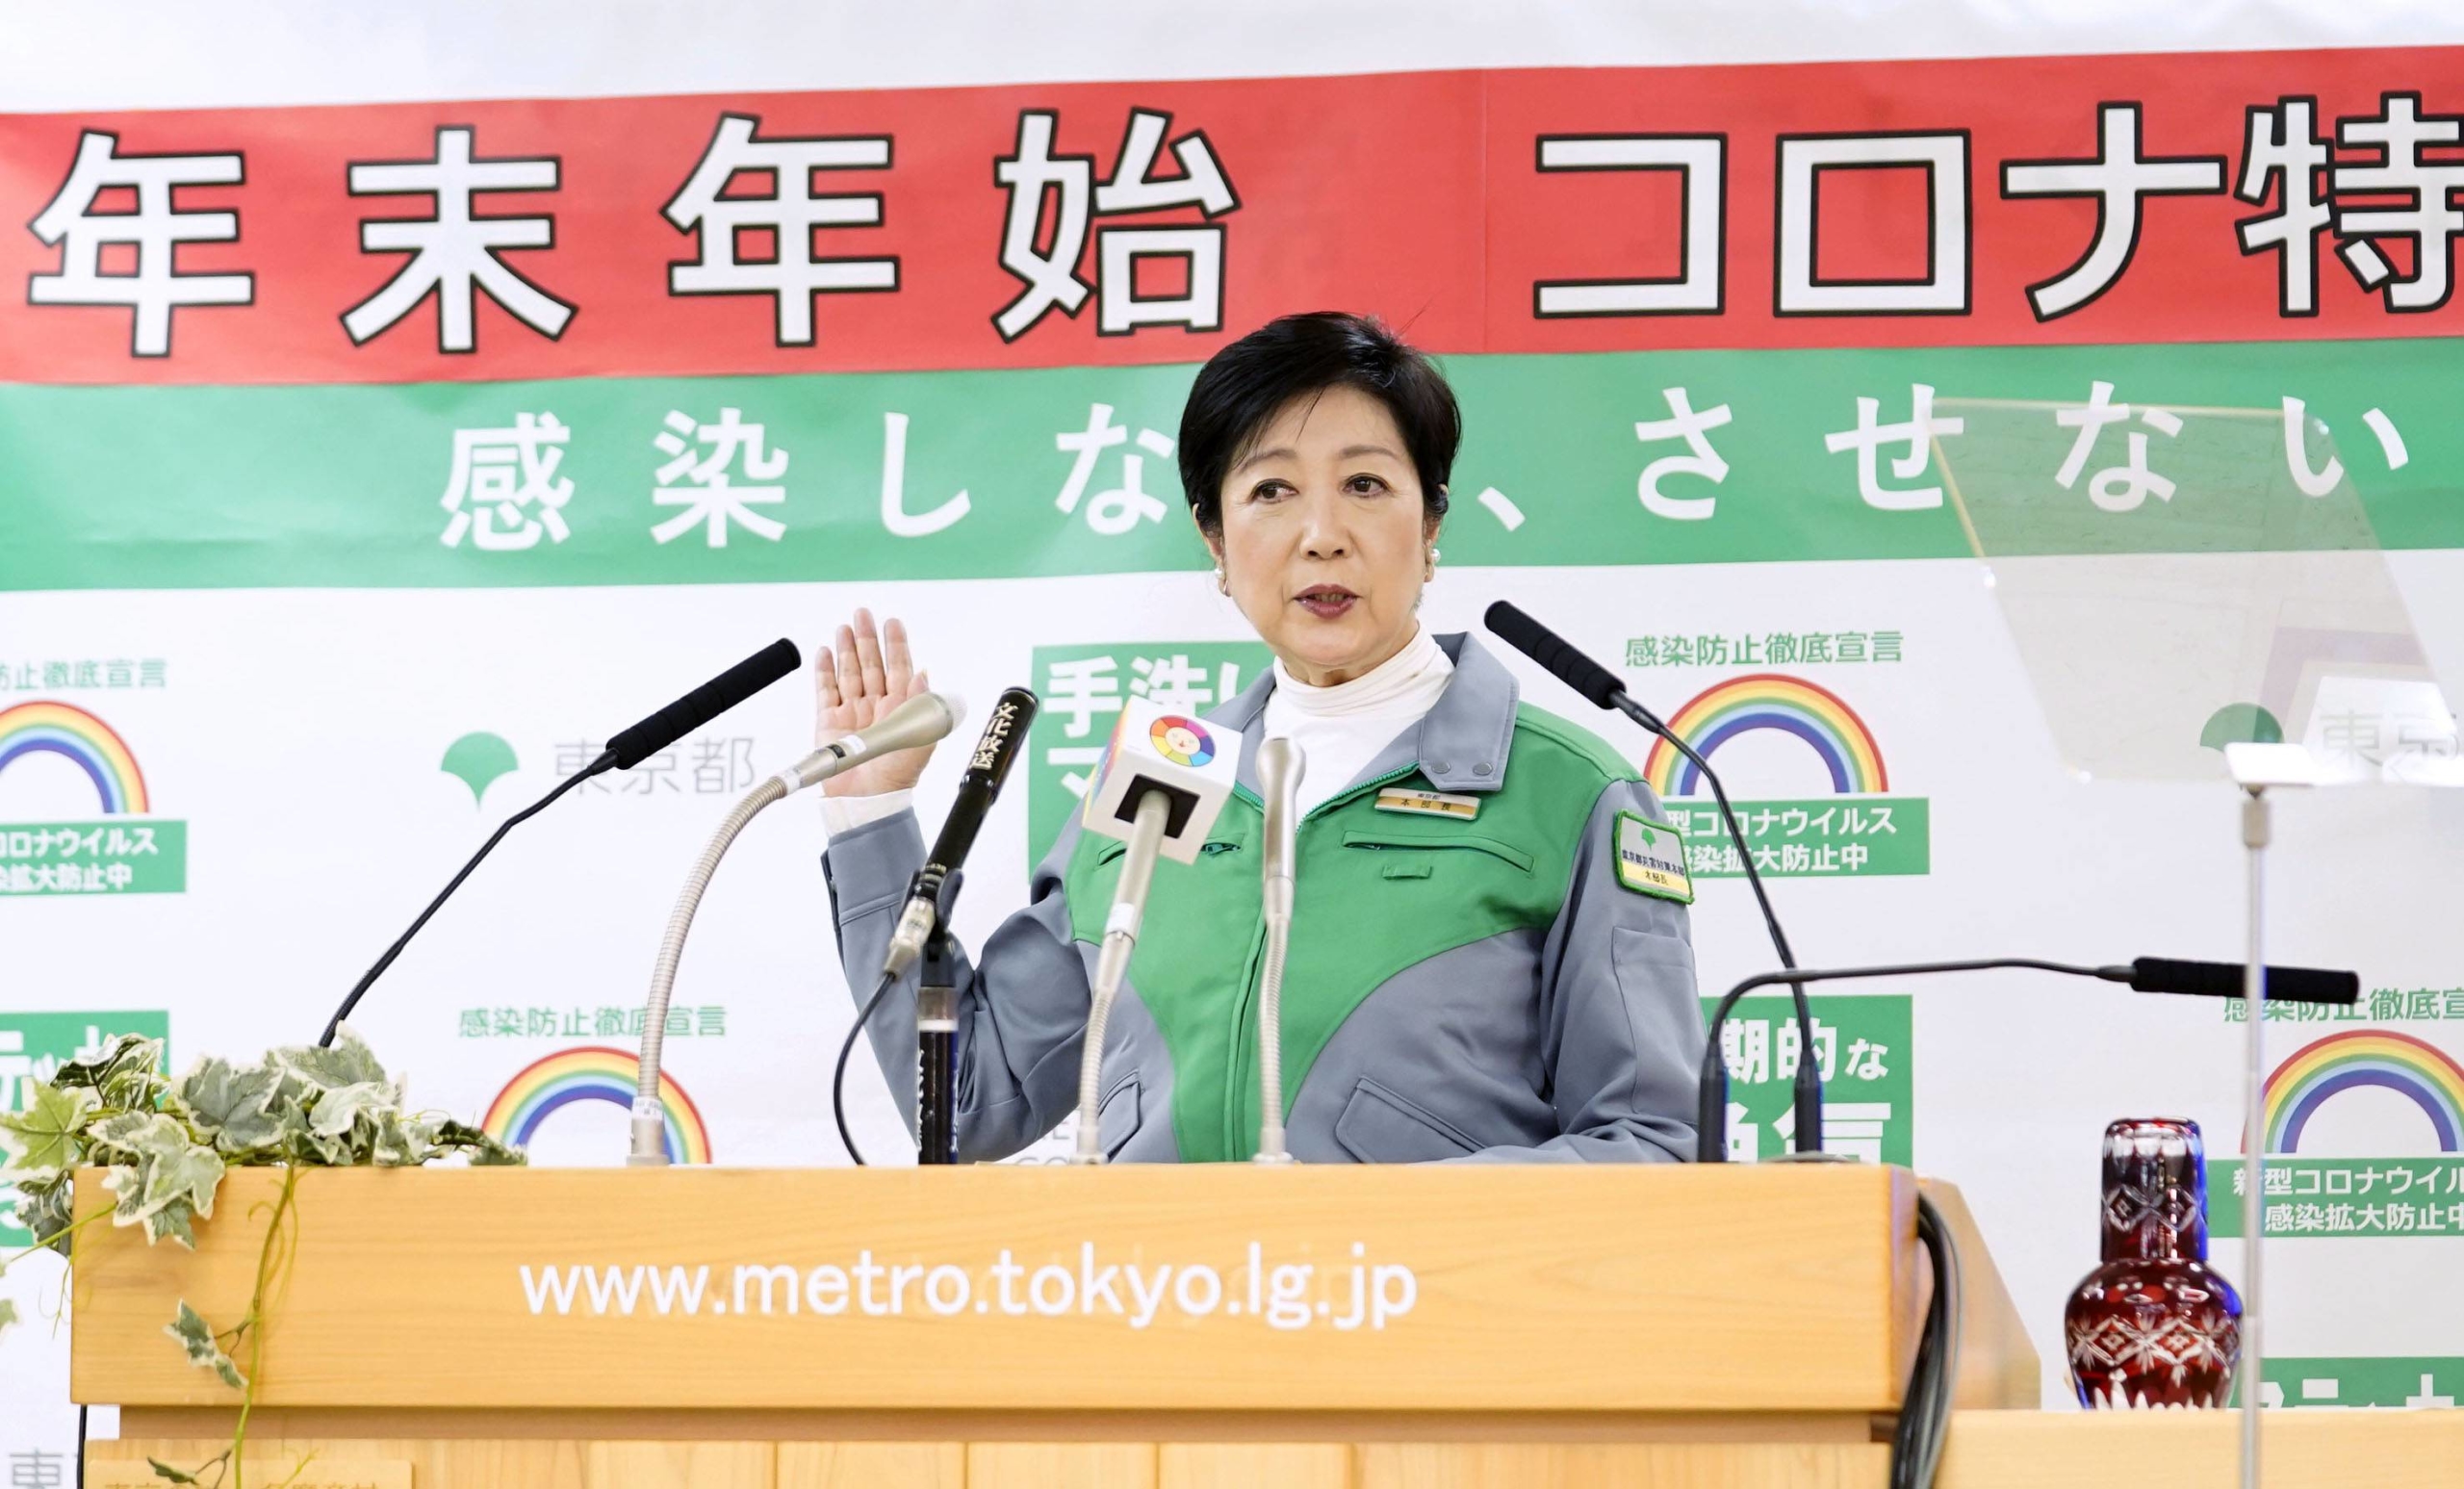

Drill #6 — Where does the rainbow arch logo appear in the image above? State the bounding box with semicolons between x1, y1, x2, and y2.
2258;1030;2464;1154
1642;674;1887;799
482;1046;712;1164
0;701;149;813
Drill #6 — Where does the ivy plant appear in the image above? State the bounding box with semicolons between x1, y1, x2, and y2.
0;1029;524;1486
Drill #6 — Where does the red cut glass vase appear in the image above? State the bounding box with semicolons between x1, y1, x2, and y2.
2064;1117;2244;1409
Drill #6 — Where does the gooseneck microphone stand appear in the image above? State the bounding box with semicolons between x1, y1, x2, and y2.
321;637;802;1049
321;753;611;1047
916;876;966;1167
1700;955;2360;1161
1484;602;1821;1155
1073;791;1173;1165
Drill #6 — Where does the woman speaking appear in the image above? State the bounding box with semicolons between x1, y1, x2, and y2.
817;312;1703;1164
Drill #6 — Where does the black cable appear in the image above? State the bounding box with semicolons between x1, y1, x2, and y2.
833;970;900;1167
1892;1193;1964;1489
1620;698;1825;1153
1646;708;1797;971
77;1403;89;1487
319;756;611;1046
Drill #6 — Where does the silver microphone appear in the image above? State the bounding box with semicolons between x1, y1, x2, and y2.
773;691;966;796
1254;737;1304;1164
628;692;964;1164
1073;790;1174;1163
1068;700;1241;1164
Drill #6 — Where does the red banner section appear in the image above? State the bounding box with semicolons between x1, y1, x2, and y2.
2;47;2458;384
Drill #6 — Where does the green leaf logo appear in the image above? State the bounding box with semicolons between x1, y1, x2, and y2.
441;732;520;808
2199;703;2284;752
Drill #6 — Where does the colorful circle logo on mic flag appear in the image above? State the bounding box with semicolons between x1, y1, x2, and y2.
1150;715;1215;767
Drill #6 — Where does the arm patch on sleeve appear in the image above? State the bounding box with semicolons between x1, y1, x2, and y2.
1613;810;1695;904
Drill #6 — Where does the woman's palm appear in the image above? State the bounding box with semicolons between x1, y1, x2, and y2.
815;609;936;797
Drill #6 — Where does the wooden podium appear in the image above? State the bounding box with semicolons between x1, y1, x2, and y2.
71;1164;2461;1487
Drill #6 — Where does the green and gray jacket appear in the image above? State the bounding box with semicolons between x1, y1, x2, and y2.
822;632;1705;1164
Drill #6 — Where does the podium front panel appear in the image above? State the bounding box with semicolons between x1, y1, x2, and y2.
71;1164;1917;1413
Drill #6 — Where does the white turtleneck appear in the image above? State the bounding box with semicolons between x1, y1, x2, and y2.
1262;625;1454;818
822;627;1455;836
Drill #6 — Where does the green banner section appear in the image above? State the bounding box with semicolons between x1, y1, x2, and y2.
0;819;187;895
0;1010;172;1245
1704;993;1912;1164
2209;1156;2464;1238
1658;796;1929;878
2232;1356;2464;1408
4;339;2458;592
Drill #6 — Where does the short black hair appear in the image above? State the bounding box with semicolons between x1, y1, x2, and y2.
1176;311;1460;538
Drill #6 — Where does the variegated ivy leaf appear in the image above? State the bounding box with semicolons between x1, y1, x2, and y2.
166;1300;245;1391
52;1033;167;1109
83;1112;224;1237
90;1110;180;1159
11;1168;75;1252
103;1164;156;1225
306;1079;396;1142
90;1110;205;1166
434;1118;527;1167
369;1108;440;1168
146;1198;198;1248
139;1142;223;1230
291;1123;354;1167
177;1056;288;1153
270;1028;386;1094
0;1081;98;1171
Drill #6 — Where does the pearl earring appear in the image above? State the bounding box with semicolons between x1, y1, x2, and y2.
1213;564;1228;594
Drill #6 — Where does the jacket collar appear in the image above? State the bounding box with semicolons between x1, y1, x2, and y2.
1215;630;1521;802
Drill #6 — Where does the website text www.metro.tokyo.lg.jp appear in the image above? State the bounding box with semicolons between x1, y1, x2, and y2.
517;1242;1420;1331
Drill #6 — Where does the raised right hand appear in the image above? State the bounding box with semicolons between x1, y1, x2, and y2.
814;608;937;798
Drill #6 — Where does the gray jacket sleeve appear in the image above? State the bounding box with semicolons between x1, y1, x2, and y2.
1455;778;1707;1165
821;809;1092;1161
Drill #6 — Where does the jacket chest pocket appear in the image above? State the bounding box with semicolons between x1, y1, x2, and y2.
1341;827;1535;883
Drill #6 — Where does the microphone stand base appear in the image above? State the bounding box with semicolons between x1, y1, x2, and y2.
627;1113;673;1167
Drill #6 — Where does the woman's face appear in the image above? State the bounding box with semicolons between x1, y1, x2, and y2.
1205;385;1437;687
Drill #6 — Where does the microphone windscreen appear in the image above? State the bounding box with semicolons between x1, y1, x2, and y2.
865;690;965;756
2130;957;2360;1006
1086;697;1240;864
609;639;800;769
1484;602;1624;709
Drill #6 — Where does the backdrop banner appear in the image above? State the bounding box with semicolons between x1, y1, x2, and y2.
6;4;2464;1468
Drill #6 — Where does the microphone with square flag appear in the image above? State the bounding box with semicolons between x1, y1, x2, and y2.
1072;698;1241;1162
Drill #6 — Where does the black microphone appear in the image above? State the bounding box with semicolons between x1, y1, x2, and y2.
1485;602;1628;709
881;687;1040;979
1485;601;1821;1155
1697;955;2361;1162
834;686;1039;1167
607;638;800;768
2128;957;2359;1004
318;639;804;1046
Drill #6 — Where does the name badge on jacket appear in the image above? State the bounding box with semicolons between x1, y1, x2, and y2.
1375;786;1480;820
